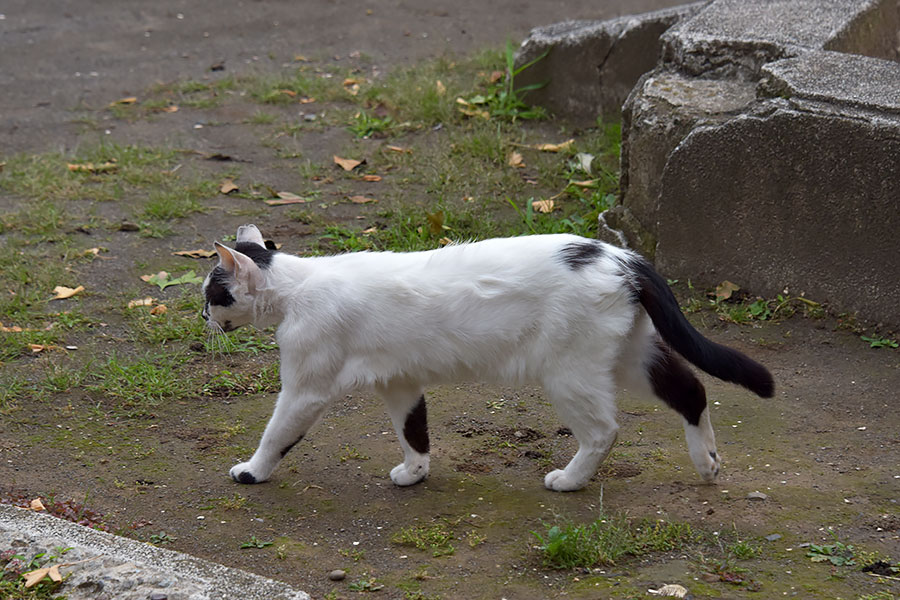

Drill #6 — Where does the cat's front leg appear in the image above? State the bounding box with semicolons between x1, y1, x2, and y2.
230;390;328;484
380;382;430;487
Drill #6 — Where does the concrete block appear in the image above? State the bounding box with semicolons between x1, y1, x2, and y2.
654;107;900;325
514;4;703;122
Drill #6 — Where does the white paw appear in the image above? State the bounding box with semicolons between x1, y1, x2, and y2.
390;461;428;486
693;450;721;484
544;469;586;492
230;461;268;485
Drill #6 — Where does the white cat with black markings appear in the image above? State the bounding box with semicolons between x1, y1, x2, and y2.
201;224;773;492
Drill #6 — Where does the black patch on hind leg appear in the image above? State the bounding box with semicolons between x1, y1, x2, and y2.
647;340;707;426
233;471;257;484
558;240;604;271
280;435;304;458
403;395;430;454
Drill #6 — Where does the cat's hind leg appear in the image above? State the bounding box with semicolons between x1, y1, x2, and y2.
542;373;619;492
379;381;430;487
230;390;328;484
645;341;720;483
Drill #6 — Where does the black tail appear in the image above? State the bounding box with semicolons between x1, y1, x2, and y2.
627;257;774;398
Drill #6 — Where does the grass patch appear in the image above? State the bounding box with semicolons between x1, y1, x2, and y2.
532;513;699;569
87;352;194;415
393;521;456;557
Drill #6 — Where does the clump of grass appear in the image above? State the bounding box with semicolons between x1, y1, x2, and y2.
87;353;193;414
393;521;456;557
532;513;699;569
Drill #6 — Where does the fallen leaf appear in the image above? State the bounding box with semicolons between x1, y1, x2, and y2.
219;179;239;194
343;78;361;96
507;151;525;168
127;297;156;309
30;498;45;511
67;161;118;174
23;568;51;588
715;280;741;301
361;174;382;182
349;195;377;204
264;192;310;206
489;70;504;84
532;199;555;213
299;96;316;104
109;96;138;107
150;304;168;316
333;155;364;171
361;227;378;234
141;271;202;291
534;139;575;152
51;285;84;300
161;105;179;113
47;565;62;583
648;584;688;598
385;145;411;154
83;247;101;257
294;54;309;62
0;322;24;333
435;80;446;96
426;211;445;235
173;249;216;259
569;179;598;188
439;237;452;246
0;162;5;172
278;89;297;97
573;152;594;174
455;98;490;119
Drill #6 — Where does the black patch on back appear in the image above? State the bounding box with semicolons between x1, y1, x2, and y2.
264;239;277;250
235;242;275;268
280;435;304;458
403;396;430;454
647;339;707;426
206;266;235;307
559;240;605;271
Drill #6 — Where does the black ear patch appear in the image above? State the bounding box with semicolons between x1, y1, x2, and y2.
559;240;605;271
235;242;275;268
206;267;235;307
264;239;277;250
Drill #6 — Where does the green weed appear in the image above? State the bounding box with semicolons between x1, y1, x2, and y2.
807;534;858;567
87;353;193;414
393;521;456;557
0;546;70;600
348;576;385;592
532;513;698;569
240;536;273;549
347;110;395;138
860;334;898;349
459;40;547;122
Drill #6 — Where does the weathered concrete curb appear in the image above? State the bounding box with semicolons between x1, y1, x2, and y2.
518;0;900;327
0;504;309;600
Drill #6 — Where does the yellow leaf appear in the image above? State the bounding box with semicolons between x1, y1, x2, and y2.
30;498;45;511
361;174;382;182
435;80;446;96
51;285;84;300
67;161;118;174
23;568;51;588
220;179;239;194
385;145;411;154
299;96;316;104
532;199;555;213
342;78;361;96
349;195;377;204
507;151;525;168
161;105;179;113
534;139;575;152
333;155;363;171
127;297;156;309
277;89;297;97
150;304;168;316
173;249;216;259
361;227;378;234
109;96;138;106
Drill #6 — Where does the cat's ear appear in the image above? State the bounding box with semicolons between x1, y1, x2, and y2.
214;242;263;293
236;224;266;248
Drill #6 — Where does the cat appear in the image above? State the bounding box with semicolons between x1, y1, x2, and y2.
201;224;773;492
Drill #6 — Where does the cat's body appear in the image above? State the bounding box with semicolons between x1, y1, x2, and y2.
203;224;773;492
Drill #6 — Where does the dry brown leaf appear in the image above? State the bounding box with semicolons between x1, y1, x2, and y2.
173;249;216;259
51;285;84;300
455;98;490;119
715;280;741;301
507;151;525;168
23;568;51;588
109;96;138;106
0;322;24;333
349;195;377;204
299;96;316;104
294;54;309;62
264;193;310;206
532;199;555;213
127;297;156;309
67;161;118;174
47;565;62;583
342;78;361;96
385;145;411;154
534;139;575;152
150;304;168;316
570;179;598;188
435;80;446;96
30;498;45;511
220;179;239;195
361;226;378;234
161;105;179;113
489;70;504;84
278;89;297;97
140;271;168;283
333;155;363;171
361;174;382;182
439;237;452;246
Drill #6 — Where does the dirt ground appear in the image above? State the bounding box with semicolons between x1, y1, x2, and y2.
1;1;899;599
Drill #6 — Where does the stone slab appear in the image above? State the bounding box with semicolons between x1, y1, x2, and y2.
0;504;310;600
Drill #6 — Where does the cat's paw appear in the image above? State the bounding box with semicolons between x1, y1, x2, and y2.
544;469;586;492
390;461;428;486
230;462;267;485
694;450;721;484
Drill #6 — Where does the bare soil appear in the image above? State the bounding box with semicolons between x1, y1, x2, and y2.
1;2;898;599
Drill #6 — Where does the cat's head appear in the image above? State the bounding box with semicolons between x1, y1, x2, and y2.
201;224;276;332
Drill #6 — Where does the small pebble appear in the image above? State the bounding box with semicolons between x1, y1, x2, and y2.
765;533;782;542
746;491;768;501
328;569;346;581
150;593;168;600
